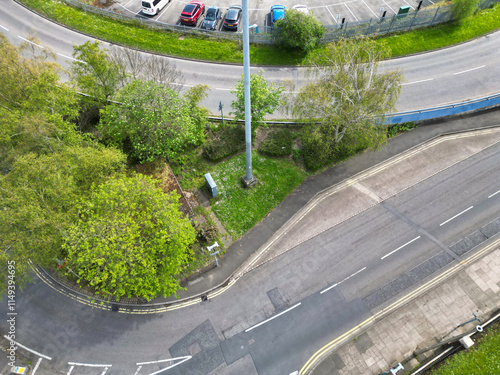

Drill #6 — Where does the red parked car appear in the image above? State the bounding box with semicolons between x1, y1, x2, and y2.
180;1;205;25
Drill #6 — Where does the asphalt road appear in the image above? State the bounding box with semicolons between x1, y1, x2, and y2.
2;0;500;116
2;130;500;374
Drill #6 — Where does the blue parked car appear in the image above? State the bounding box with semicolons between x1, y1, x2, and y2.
270;5;285;26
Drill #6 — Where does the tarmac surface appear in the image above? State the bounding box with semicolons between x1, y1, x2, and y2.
4;109;500;375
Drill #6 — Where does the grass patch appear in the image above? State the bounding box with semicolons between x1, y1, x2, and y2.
19;0;500;64
207;153;307;238
429;321;500;375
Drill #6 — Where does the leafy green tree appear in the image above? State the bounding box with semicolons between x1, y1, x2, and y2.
63;174;196;300
292;38;403;170
230;72;283;130
0;145;126;294
99;80;207;163
275;9;324;53
70;41;126;105
452;0;480;25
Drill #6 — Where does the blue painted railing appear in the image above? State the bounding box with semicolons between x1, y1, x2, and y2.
386;93;500;124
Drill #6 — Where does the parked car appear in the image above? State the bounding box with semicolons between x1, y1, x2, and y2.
201;6;222;30
292;4;308;14
270;5;285;26
223;5;242;31
180;1;205;26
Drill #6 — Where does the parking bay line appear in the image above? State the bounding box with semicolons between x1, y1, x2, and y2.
320;267;367;294
381;236;421;260
245;302;301;332
343;3;358;22
439;206;474;227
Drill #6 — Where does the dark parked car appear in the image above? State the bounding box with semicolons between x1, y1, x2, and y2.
223;5;242;31
180;1;205;26
201;6;222;30
270;5;285;26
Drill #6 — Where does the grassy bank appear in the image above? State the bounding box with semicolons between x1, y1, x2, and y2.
19;0;500;64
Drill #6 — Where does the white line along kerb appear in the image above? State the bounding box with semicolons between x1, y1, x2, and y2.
245;303;301;332
439;206;473;226
381;236;421;260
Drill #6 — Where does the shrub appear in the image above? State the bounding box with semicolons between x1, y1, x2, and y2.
259;128;293;156
275;9;325;53
203;124;245;161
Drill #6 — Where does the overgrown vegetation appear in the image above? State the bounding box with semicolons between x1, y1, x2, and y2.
203;124;246;161
258;128;294;156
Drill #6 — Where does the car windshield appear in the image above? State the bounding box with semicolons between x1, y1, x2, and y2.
142;1;151;7
183;4;196;13
205;10;216;20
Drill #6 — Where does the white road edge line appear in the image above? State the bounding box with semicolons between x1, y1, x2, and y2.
381;236;421;260
453;65;486;75
0;24;9;31
321;267;367;294
17;36;44;49
402;78;434;85
3;335;52;360
488;189;500;198
439;206;474;226
245;303;301;332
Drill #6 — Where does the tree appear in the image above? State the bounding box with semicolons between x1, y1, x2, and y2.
452;0;481;25
70;41;127;105
230;72;283;130
292;38;403;170
99;80;207;163
275;9;324;53
0;145;126;294
62;174;196;300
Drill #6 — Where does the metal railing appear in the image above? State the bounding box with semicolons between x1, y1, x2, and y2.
62;0;500;45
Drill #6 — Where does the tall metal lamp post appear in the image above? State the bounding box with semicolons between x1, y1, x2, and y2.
241;0;257;188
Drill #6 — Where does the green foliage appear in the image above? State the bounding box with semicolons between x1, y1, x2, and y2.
230;72;284;130
99;80;207;163
294;38;402;170
275;9;325;53
63;174;196;300
452;0;481;25
387;122;417;138
209;153;306;238
430;323;500;375
258;128;293;156
71;41;126;104
202;124;245;161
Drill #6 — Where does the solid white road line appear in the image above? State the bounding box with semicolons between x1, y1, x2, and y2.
0;24;9;31
3;336;52;360
32;358;43;375
402;78;434;85
321;267;367;294
67;362;113;367
488;189;500;198
136;356;192;366
245;303;301;332
17;36;44;49
381;236;421;260
453;65;486;75
439;206;474;226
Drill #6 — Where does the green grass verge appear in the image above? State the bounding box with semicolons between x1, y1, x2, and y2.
429;322;500;375
207;153;307;238
19;0;500;64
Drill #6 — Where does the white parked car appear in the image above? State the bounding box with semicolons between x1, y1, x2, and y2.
292;4;309;14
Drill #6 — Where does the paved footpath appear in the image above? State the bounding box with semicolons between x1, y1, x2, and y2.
310;237;500;374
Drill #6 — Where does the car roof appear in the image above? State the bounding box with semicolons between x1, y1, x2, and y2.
271;5;285;10
207;6;218;10
228;5;242;10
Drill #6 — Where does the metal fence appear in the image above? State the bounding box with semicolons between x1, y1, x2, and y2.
64;0;500;44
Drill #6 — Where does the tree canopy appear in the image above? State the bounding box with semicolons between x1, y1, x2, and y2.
292;38;404;170
63;174;196;300
99;80;207;163
275;9;324;53
452;0;480;25
230;72;283;130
